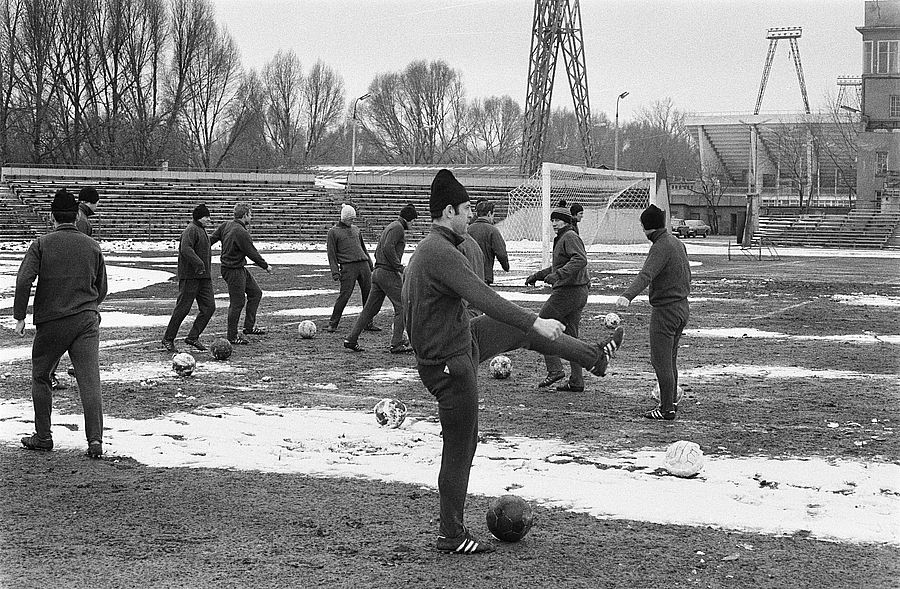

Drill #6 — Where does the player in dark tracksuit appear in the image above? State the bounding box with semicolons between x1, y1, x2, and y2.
210;203;272;345
617;204;691;421
162;204;216;353
326;204;376;332
466;200;509;284
526;205;590;392
14;189;108;458
343;203;418;352
403;169;624;555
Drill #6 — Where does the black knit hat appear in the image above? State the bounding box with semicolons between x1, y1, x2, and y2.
550;205;572;224
570;202;584;215
193;203;211;221
640;204;666;230
78;186;100;204
400;203;418;221
51;189;78;212
430;169;469;218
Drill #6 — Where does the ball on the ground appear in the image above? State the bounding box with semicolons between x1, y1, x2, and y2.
664;440;705;478
651;383;685;402
603;312;621;329
172;352;196;377
373;398;407;428
209;338;233;360
488;355;512;379
486;495;534;542
298;320;317;339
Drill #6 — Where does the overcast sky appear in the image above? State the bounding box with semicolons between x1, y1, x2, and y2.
210;0;859;121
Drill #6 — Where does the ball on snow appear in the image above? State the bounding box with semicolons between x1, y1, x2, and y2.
664;440;704;478
489;355;512;379
298;320;317;339
373;398;407;428
209;338;233;360
172;352;196;377
486;495;534;542
603;312;621;329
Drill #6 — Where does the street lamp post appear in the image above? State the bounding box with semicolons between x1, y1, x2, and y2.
351;93;371;175
614;91;629;170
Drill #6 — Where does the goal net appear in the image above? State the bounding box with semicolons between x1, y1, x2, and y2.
498;163;662;266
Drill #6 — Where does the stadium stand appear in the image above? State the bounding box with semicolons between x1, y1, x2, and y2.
755;210;900;248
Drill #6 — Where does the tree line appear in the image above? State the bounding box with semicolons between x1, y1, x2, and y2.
0;0;701;176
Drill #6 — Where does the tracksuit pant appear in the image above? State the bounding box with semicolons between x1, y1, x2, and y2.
650;299;690;413
31;310;103;444
540;285;588;388
329;260;372;330
221;267;262;340
163;278;215;342
346;267;407;348
416;314;602;538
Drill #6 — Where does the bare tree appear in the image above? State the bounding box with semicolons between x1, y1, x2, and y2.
0;0;24;163
466;95;521;164
180;21;243;169
623;98;697;177
262;49;303;167
302;59;344;163
219;68;270;170
687;159;732;234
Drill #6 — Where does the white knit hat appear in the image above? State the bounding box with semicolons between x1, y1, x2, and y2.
340;204;356;223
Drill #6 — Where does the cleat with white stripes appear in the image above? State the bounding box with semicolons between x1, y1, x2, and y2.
589;326;624;377
436;528;495;554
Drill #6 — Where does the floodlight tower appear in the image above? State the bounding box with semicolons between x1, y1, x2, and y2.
520;0;595;176
836;76;862;111
754;26;811;114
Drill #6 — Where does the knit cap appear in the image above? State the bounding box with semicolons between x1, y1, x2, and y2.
550;205;572;224
400;203;418;221
640;204;666;230
341;204;356;223
193;203;211;221
429;169;469;218
51;189;78;212
78;186;100;204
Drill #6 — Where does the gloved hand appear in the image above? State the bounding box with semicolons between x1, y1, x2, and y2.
544;274;557;285
525;273;538;286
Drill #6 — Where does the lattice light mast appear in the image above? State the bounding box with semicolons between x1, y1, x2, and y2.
837;76;862;111
754;27;810;114
520;0;594;176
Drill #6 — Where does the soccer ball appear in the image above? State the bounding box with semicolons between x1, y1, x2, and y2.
373;398;407;428
209;338;233;361
603;312;621;329
298;320;317;339
651;383;685;403
488;355;512;379
486;495;534;542
172;352;196;377
664;440;705;478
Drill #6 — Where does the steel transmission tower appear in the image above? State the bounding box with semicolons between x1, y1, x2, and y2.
520;0;594;175
754;27;810;114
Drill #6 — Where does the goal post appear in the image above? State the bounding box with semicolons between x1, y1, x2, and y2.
499;163;663;266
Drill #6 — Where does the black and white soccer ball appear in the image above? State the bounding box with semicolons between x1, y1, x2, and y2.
651;382;685;403
373;398;407;428
486;495;534;542
298;320;317;339
603;312;621;329
664;440;704;478
172;352;196;377
209;338;233;361
488;355;512;379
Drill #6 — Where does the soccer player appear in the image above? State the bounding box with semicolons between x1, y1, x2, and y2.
343;203;418;353
76;186;100;237
402;169;624;554
525;204;590;392
13;189;108;458
570;202;584;235
616;204;691;420
162;204;216;353
466;200;509;284
457;232;485;318
326;204;377;333
210;203;272;345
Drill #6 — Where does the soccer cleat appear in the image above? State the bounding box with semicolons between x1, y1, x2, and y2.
21;434;53;452
243;326;267;336
436;529;495;554
556;383;584;392
364;324;382;332
228;336;250;345
389;344;414;354
50;373;67;390
537;370;565;388
184;338;207;351
343;339;364;352
162;339;178;353
589;326;624;377
643;407;677;421
87;440;102;459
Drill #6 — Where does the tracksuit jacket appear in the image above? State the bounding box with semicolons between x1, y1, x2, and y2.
210;219;268;270
327;221;372;274
530;226;589;288
177;220;212;279
373;218;407;273
466;218;509;284
622;229;691;305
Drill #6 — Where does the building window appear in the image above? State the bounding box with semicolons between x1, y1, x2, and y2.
892;96;900;118
877;40;899;73
865;41;873;74
876;151;889;176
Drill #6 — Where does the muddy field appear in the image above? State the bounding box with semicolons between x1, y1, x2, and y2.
1;239;898;588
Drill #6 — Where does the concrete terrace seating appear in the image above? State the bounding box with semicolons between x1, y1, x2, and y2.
755;210;900;249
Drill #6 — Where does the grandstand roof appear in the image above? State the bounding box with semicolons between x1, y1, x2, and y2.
685;112;858;188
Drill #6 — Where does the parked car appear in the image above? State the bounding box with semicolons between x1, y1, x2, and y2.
678;219;711;238
670;217;686;235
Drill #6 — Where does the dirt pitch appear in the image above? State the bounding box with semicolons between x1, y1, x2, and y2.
1;238;899;589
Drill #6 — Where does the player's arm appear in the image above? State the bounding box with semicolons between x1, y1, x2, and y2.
525;266;551;286
442;255;536;333
382;225;403;271
95;252;109;305
180;230;205;276
621;242;667;302
547;236;586;283
239;229;269;270
13;241;40;330
325;229;340;278
358;231;373;269
493;229;510;272
209;223;222;247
